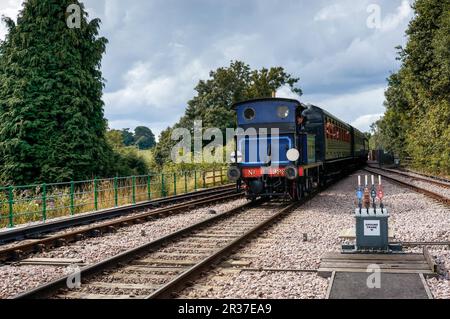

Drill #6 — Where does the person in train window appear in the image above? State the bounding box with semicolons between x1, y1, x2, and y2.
326;121;333;138
297;115;306;132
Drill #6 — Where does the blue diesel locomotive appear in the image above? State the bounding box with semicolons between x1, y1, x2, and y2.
228;98;368;201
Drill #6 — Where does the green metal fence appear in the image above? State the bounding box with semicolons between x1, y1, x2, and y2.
0;168;228;229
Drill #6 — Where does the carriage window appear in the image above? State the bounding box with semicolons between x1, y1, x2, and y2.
277;106;290;119
244;107;256;121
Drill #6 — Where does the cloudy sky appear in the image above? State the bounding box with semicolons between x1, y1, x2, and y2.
0;0;414;137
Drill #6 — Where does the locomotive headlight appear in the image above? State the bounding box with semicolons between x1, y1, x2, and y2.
227;166;241;182
230;151;243;163
286;149;300;162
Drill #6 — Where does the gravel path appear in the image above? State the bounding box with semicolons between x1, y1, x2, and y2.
180;171;449;299
0;199;246;299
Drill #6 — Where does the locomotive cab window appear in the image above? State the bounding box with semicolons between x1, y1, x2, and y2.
277;106;290;119
243;107;256;121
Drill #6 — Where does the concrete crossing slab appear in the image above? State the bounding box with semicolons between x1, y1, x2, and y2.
328;272;433;299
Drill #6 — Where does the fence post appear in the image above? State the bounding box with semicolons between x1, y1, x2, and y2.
194;171;197;191
42;183;47;222
147;175;151;200
8;186;14;228
70;181;75;216
132;176;136;204
184;171;188;194
161;173;165;197
213;169;217;187
94;178;98;211
203;171;206;189
173;172;177;196
114;176;118;207
220;168;224;184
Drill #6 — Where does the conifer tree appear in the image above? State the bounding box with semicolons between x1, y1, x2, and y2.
0;0;113;184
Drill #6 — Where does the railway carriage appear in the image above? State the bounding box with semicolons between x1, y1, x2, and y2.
228;98;368;201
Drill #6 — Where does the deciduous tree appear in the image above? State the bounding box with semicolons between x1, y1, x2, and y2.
376;0;450;175
154;61;301;166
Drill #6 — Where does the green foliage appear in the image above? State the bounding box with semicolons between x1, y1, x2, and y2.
375;0;450;176
134;126;156;150
154;60;301;167
121;129;135;147
112;147;149;176
118;127;155;150
153;127;175;167
105;130;150;176
0;0;115;185
106;130;125;149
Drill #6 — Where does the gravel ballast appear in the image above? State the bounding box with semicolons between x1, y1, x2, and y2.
180;171;449;299
2;170;448;299
0;199;246;298
369;167;450;200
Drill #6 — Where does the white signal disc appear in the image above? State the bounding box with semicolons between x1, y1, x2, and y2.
286;149;300;162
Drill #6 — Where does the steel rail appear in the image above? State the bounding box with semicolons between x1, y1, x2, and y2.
397;242;450;247
146;169;368;299
13;170;354;299
13;200;262;299
364;168;450;207
146;202;299;299
0;190;243;263
401;168;450;185
0;184;236;244
368;166;450;189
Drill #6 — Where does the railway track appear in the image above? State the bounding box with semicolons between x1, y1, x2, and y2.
364;167;450;207
368;166;450;189
8;170;370;299
399;241;450;247
14;199;301;299
401;168;450;185
0;187;243;263
0;184;237;244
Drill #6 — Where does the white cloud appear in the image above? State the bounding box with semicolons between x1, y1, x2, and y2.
278;85;385;133
0;0;414;137
276;85;302;100
314;4;349;21
305;86;386;132
0;0;22;40
380;0;413;32
352;114;383;132
104;58;210;136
